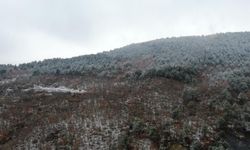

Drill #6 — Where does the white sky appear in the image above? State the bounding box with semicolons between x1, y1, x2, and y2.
0;0;250;64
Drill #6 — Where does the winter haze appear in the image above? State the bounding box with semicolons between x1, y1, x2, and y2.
0;0;250;64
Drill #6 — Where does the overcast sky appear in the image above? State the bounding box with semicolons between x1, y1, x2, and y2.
1;0;250;64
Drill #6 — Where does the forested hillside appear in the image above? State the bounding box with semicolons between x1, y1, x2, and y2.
0;32;250;149
2;32;250;93
9;32;250;81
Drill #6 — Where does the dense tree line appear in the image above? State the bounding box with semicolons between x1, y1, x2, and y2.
5;32;250;82
131;66;198;83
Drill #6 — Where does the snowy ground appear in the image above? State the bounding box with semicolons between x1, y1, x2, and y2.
24;85;86;94
0;78;16;85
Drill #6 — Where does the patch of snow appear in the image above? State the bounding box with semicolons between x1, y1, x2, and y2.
5;88;14;96
0;78;16;85
24;85;86;94
6;88;14;92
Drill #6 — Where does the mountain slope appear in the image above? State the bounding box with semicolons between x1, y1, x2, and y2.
0;32;250;149
14;32;250;76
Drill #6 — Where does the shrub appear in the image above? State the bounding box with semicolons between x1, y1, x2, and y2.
0;69;6;75
133;70;142;79
146;127;160;142
237;92;248;104
128;118;160;144
208;140;229;150
117;132;130;150
220;89;234;104
129;118;145;135
216;117;227;129
55;69;61;75
183;87;200;105
190;140;202;150
171;106;183;119
32;70;40;76
228;72;250;94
